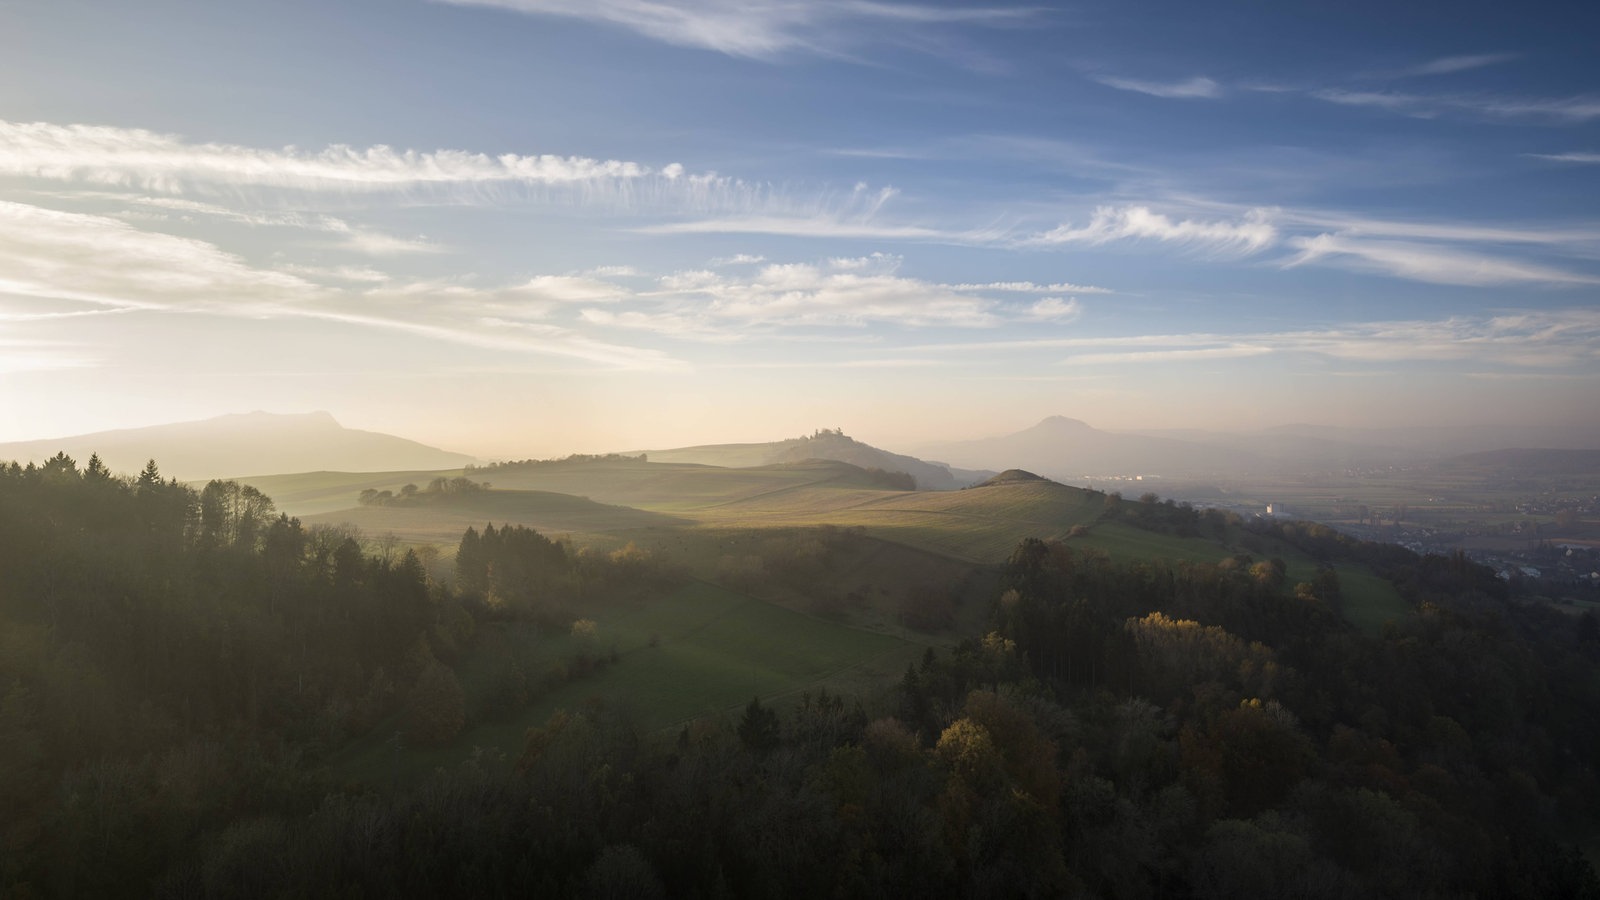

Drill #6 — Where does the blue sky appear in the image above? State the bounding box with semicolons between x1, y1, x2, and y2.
1;0;1597;457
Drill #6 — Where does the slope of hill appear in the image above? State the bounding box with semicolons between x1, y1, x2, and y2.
0;411;476;481
301;489;690;545
640;429;992;490
277;457;1106;564
975;468;1050;486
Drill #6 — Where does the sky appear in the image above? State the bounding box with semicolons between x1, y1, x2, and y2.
1;0;1597;459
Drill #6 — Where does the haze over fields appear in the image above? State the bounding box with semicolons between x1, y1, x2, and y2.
3;1;1598;457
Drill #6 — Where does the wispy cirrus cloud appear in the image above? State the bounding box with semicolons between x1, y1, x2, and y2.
1397;52;1518;78
0;200;320;313
1026;205;1277;257
1282;233;1600;287
902;308;1600;370
1041;200;1600;288
634;259;1005;330
641;215;968;241
1527;151;1600;164
1061;343;1271;365
0;119;745;210
1285;310;1600;368
6;119;919;260
1312;88;1600;123
575;256;1101;340
507;274;630;304
636;182;1010;243
0;193;1106;369
0;335;96;374
949;280;1113;295
433;0;1036;61
1092;75;1221;99
60;194;443;257
0;199;679;370
315;218;442;256
1023;298;1083;323
1276;209;1600;249
279;264;393;284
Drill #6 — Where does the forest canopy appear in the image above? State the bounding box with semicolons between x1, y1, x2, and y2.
0;454;1596;897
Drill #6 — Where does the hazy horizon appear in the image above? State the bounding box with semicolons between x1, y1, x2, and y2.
3;1;1597;459
6;409;1600;481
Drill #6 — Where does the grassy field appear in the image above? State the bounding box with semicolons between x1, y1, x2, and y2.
326;580;917;784
1068;520;1411;634
259;459;1413;644
1335;563;1412;635
299;489;690;546
260;461;1112;564
218;468;463;516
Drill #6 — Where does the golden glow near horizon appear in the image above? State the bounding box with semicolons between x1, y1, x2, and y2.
1;3;1596;456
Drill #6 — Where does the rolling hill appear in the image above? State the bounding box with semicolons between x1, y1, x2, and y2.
301;488;692;545
639;429;992;490
265;457;1193;566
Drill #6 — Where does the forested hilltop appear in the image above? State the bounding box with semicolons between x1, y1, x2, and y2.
1;454;1597;897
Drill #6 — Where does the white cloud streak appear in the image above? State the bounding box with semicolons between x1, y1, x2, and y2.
1062;344;1271;365
639;215;986;242
509;274;630;304
949;280;1113;294
89;196;442;257
433;0;1035;60
642;261;1004;330
1313;89;1600;122
0;119;732;209
0;200;319;312
1283;233;1600;287
1023;298;1083;323
1527;151;1600;164
1017;200;1600;288
0;199;680;370
1398;53;1518;77
0;335;96;374
574;259;1101;340
904;309;1600;370
1093;75;1221;99
315;218;443;256
1276;209;1600;249
1027;205;1277;257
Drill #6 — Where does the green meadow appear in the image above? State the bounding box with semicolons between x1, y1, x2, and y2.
327;580;916;782
249;458;1414;634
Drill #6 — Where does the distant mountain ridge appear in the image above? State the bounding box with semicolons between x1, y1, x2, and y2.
0;411;477;481
639;429;993;490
